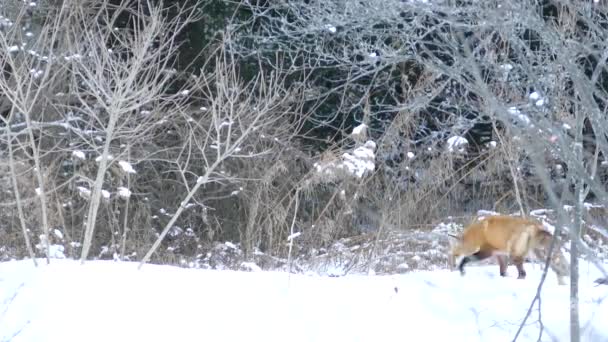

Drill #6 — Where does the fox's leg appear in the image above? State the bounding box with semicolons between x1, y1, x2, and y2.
512;256;526;279
458;249;493;275
496;255;508;277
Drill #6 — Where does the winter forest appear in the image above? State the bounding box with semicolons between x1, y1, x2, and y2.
1;0;608;341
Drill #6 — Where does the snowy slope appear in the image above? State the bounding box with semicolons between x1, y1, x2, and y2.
1;260;607;342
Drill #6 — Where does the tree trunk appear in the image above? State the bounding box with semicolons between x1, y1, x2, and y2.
570;154;583;342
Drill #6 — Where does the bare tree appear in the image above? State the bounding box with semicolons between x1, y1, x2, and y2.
0;1;73;264
137;35;306;267
0;0;205;262
54;1;201;262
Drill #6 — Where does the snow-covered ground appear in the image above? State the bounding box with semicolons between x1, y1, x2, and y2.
1;259;607;342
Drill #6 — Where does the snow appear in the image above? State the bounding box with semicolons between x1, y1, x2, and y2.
29;68;42;78
53;229;63;240
219;120;234;128
95;154;113;162
0;259;606;342
584;202;604;210
101;189;110;199
48;245;65;259
71;150;86;160
63;54;82;61
340;141;376;177
77;186;91;198
530;208;551;217
34;235;65;259
500;64;513;71
240;262;262;272
118;160;136;174
117;187;131;199
314;140;376;179
324;24;337;33
351;123;367;137
528;92;545;107
508;107;531;125
287;232;301;241
447;136;468;152
476;210;500;219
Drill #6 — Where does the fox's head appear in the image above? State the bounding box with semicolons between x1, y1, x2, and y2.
447;234;464;270
535;229;554;247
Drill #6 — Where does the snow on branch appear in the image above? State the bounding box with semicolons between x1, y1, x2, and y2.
446;136;468;153
313;131;377;181
0;117;100;138
118;161;136;174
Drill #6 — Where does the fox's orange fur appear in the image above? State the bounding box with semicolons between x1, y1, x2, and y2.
450;215;569;285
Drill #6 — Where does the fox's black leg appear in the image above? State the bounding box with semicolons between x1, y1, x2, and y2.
458;249;493;275
497;255;508;277
458;256;473;275
513;256;526;279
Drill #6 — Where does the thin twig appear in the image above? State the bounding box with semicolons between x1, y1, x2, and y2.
511;225;561;341
287;188;300;285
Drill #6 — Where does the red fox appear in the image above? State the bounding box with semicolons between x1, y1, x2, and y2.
449;215;569;285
